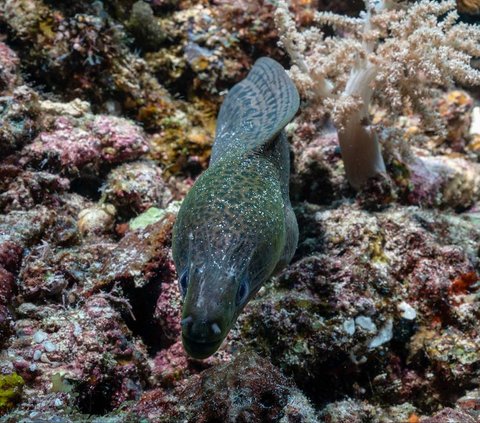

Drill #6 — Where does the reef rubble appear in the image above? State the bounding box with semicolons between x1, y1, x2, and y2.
0;0;479;422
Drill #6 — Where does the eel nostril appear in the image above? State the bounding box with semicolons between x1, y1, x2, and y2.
211;322;221;336
181;316;193;328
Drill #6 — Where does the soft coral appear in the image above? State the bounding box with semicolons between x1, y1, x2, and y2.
275;0;480;189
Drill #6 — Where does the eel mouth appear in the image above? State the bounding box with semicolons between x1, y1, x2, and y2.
182;334;224;359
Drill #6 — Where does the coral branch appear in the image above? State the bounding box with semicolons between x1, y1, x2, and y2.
275;0;480;189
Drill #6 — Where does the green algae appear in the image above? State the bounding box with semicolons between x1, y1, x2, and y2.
0;373;24;412
129;202;181;230
50;372;74;394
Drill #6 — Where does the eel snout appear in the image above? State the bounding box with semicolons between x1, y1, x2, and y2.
181;316;226;359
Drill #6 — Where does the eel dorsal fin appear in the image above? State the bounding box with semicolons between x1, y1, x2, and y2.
210;57;299;164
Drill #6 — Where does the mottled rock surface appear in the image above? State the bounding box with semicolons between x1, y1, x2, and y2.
0;0;479;421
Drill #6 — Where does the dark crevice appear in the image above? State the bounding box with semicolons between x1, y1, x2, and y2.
76;377;116;415
121;277;165;355
70;175;104;201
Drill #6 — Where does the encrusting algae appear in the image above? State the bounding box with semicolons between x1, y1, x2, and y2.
0;0;480;421
0;373;24;413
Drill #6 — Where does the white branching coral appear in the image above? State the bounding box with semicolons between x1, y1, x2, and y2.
275;0;480;189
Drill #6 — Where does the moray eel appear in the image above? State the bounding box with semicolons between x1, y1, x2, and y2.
172;57;300;359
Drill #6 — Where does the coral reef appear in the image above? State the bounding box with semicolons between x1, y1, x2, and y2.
457;0;480;14
0;0;479;421
0;373;24;414
276;0;480;189
0;87;39;157
131;352;319;422
102;160;172;220
126;1;166;52
21;113;149;177
0;295;150;416
0;42;21;94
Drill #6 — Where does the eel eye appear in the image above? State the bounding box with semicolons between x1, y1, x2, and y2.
179;270;189;297
236;276;249;306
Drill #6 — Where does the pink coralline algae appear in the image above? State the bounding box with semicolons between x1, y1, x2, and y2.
0;242;22;347
88;115;150;164
153;280;182;347
150;339;232;389
0;42;21;94
21;114;149;175
0;0;479;421
0;295;150;416
151;341;191;387
0;168;70;214
234;204;480;413
132;352;318;422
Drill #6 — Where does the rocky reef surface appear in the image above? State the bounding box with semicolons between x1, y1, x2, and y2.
0;0;479;422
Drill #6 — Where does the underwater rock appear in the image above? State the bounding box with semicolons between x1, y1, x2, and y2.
0;0;479;420
0;86;39;158
355;172;397;211
213;0;282;61
151;341;191;387
0;168;70;214
0;206;57;248
151;340;230;388
146;0;284;101
0;204;79;250
291;131;480;210
0;241;20;347
318;399;423;423
0;295;150;416
2;0;51;41
1;0;177;128
148;99;216;175
421;407;477;423
126;1;166;51
456;387;480;421
235;204;480;408
103;161;172;220
291;132;349;205
79;114;150;165
436;90;474;153
0;42;21;94
407;155;480;209
410;326;480;390
153;280;182;347
18;240;117;301
99;208;175;290
133;352;318;422
0;241;23;275
21;114;148;176
39;98;92;119
318;399;375;422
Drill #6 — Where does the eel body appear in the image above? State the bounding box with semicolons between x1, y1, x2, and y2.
172;57;300;359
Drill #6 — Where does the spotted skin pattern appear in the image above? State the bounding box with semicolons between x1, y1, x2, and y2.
172;58;300;359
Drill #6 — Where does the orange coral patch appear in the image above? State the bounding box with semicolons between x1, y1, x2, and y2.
449;272;479;296
408;414;420;423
